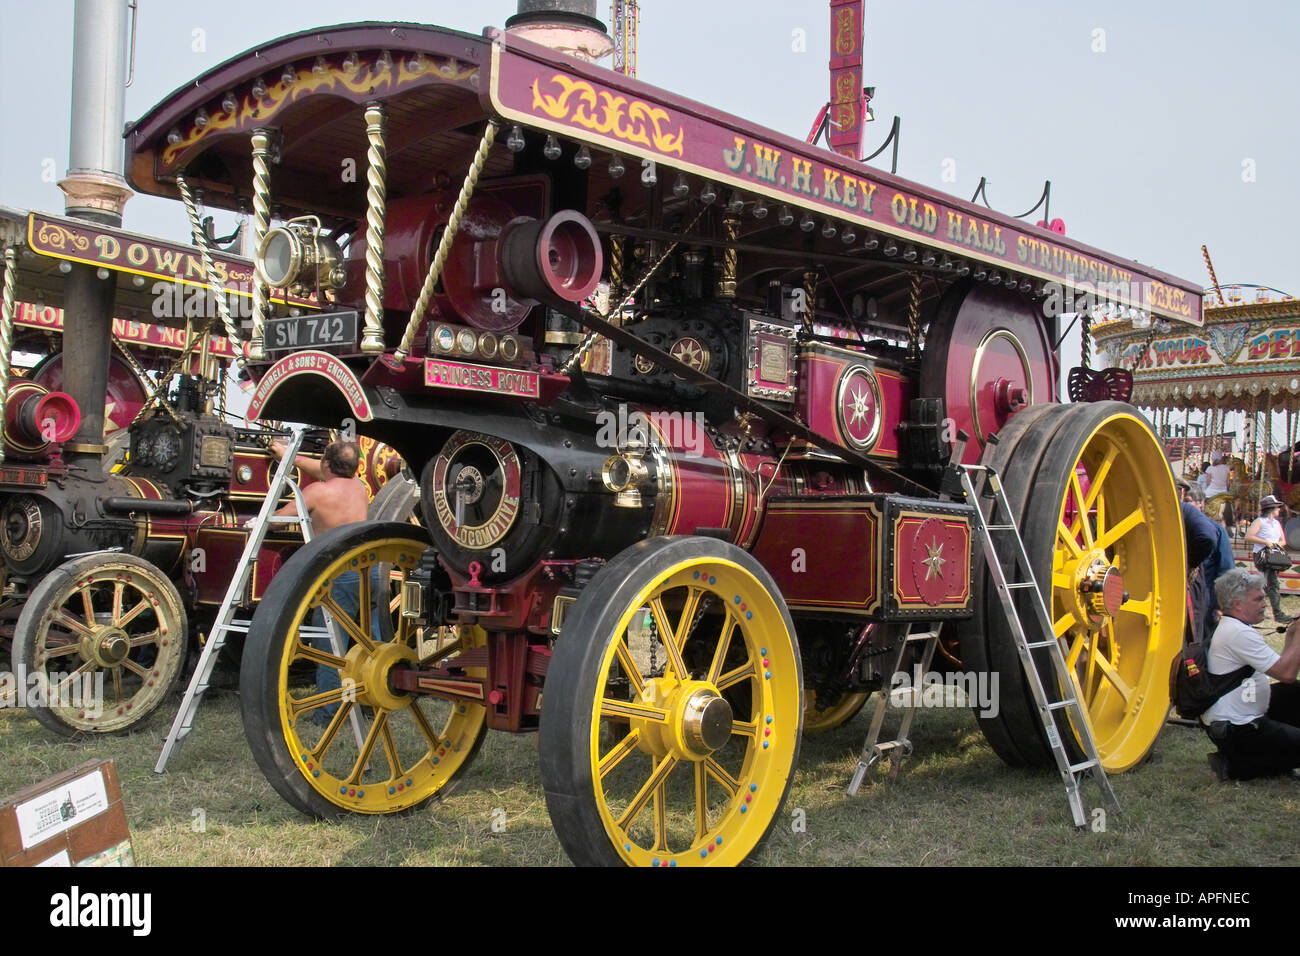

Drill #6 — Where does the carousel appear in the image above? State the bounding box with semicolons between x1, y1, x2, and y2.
1091;276;1300;579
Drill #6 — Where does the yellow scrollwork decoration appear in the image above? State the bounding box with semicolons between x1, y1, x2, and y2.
531;74;685;157
34;222;90;252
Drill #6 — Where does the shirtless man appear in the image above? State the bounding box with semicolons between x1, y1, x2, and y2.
269;438;369;532
268;438;373;719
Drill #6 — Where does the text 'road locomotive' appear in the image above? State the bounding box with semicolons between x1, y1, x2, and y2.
119;2;1200;865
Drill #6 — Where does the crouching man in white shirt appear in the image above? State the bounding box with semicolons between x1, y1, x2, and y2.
1203;567;1300;780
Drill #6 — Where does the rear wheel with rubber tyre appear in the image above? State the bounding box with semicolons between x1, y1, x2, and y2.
540;536;803;866
240;521;488;817
965;402;1183;772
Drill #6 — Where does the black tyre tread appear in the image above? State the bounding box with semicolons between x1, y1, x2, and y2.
12;553;187;738
539;536;803;866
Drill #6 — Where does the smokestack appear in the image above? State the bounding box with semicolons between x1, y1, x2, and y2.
59;0;133;225
505;0;614;63
58;0;133;481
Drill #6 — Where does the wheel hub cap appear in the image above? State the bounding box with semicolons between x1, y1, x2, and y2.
632;678;733;761
343;640;416;712
681;689;733;754
1067;551;1124;630
83;626;131;667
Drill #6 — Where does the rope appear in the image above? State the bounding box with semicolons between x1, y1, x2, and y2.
560;204;709;376
175;175;244;364
394;120;498;361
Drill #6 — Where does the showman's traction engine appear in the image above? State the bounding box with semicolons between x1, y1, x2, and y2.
119;3;1201;866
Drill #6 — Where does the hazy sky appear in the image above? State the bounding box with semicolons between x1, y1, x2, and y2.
1;0;1297;410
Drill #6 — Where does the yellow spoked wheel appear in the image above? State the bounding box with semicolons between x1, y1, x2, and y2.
11;554;187;736
240;522;488;817
540;537;802;867
972;402;1183;772
802;689;869;733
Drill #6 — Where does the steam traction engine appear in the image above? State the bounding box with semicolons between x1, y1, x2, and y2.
124;10;1200;866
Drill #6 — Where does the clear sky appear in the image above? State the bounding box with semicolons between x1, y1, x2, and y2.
2;0;1297;418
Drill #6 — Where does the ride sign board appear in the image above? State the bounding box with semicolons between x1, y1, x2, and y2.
488;32;1202;327
13;302;241;359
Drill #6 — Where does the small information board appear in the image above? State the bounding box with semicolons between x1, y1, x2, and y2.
0;759;134;867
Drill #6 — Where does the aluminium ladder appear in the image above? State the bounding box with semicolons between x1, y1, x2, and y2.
154;429;359;772
954;461;1120;829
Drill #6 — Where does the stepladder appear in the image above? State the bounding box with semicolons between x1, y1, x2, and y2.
955;461;1121;829
846;620;943;795
155;428;332;772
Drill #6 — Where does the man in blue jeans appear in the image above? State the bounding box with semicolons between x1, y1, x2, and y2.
271;439;374;721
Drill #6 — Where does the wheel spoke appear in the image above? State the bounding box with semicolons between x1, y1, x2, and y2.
613;640;646;697
648;597;688;679
309;702;355;760
1056;522;1084;558
694;761;709;842
357;570;374;643
1065;628;1086;670
111;667;123;704
600;698;669;723
1053;613;1075;638
116;600;150;628
706;615;736;684
128;630;160;648
345;709;388;785
52;611;94;638
674;586;706;656
1083;445;1118;512
615;753;677;830
407;700;443;751
288;684;363;718
378;716;403;779
79;587;95;628
292;638;347;671
111;582;124;623
1068;471;1093;547
1119;594;1153;622
121;658;148;678
322;596;378;653
716;660;756;691
652;780;669;852
704;756;739;796
43;642;81;659
1096;507;1144;552
598;728;642;779
730;719;758;739
1091;626;1133;704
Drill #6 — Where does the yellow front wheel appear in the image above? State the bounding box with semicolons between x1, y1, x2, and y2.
540;537;803;866
240;522;487;817
802;689;869;733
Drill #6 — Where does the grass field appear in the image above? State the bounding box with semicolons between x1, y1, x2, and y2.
2;615;1297;867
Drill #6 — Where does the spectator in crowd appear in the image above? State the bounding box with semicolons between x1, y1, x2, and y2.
1203;451;1232;497
1203;567;1300;781
1181;481;1236;638
1179;480;1226;643
1245;495;1292;623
